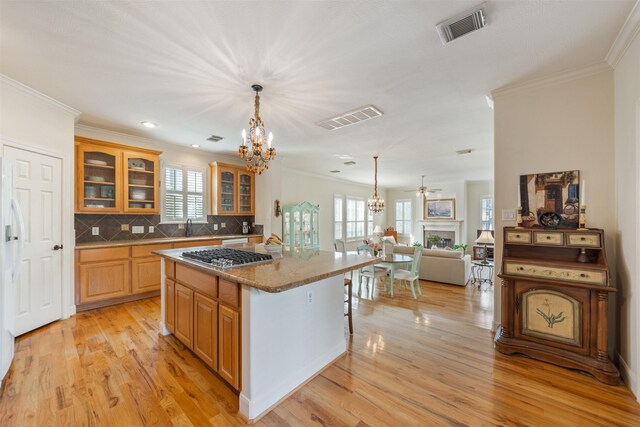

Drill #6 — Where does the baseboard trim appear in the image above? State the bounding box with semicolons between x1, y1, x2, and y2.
617;352;638;400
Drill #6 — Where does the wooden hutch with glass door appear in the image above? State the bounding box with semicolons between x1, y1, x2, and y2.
209;162;255;215
282;202;319;250
75;136;161;213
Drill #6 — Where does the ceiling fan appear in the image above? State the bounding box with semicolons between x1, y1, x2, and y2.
405;175;442;198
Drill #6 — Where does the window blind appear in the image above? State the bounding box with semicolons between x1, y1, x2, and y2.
163;166;205;222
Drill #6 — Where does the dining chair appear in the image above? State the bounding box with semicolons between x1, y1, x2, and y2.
334;239;346;252
393;245;423;299
356;244;389;297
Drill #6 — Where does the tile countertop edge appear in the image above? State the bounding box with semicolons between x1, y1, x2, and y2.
155;250;376;293
75;234;263;249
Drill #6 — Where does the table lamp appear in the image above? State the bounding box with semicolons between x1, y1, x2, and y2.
373;225;383;243
475;230;494;265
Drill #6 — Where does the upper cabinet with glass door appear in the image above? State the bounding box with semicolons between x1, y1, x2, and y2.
209;162;255;215
75;137;161;214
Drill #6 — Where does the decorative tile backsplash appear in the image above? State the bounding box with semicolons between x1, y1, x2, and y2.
75;214;261;243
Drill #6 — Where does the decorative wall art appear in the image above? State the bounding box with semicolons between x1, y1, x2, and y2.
519;170;580;228
521;290;581;346
424;198;455;220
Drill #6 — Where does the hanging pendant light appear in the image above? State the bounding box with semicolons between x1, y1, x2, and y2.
238;84;276;175
368;155;385;214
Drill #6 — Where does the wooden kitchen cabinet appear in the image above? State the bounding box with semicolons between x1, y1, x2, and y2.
210;162;255;215
194;293;218;369
174;283;194;348
165;279;175;333
78;259;130;303
218;305;239;389
75;136;161;214
131;243;172;294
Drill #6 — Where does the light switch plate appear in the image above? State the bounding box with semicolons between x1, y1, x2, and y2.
132;226;144;234
92;227;99;236
178;223;185;229
221;222;226;228
502;209;516;221
148;226;154;233
213;224;218;231
121;224;129;231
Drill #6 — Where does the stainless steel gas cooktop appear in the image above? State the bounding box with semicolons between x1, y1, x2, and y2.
181;248;273;269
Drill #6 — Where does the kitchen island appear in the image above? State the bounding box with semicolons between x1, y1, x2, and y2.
154;244;375;422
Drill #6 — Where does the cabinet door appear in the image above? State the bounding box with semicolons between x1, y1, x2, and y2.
78;260;130;303
218;305;239;389
123;151;160;213
194;293;218;370
513;280;590;355
174;283;194;348
238;171;255;215
76;144;122;213
218;166;237;214
166;279;175;333
131;256;161;294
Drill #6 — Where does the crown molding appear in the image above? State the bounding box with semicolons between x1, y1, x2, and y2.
491;62;612;98
606;0;640;68
1;74;81;119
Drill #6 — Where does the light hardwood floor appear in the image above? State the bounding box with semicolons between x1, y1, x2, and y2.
1;280;639;426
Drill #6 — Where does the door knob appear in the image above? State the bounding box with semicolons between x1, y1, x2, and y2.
53;244;64;251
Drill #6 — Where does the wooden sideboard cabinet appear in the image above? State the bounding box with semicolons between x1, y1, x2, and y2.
76;136;161;214
495;227;620;384
165;261;241;390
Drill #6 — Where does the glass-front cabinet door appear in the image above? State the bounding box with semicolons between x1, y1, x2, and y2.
218;166;237;214
282;202;320;249
238;172;254;214
77;144;122;212
123;151;160;213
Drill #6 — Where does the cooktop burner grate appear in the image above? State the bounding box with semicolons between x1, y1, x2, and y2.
181;248;272;268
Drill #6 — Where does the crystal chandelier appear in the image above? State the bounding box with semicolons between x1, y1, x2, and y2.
368;156;385;214
238;84;276;175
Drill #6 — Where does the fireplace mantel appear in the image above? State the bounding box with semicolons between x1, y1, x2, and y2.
419;220;464;245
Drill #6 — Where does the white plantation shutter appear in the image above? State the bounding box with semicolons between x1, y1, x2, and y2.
162;165;206;222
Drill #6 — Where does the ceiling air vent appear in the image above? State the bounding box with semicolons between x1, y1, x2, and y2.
207;134;224;142
316;105;383;130
456;148;473;155
436;3;486;44
343;161;356;166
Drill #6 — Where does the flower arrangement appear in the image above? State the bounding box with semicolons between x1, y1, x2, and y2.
368;241;382;256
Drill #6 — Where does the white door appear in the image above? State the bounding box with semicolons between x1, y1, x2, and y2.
4;146;63;336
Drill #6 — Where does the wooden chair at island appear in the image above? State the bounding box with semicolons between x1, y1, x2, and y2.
356;244;389;297
335;239;353;334
393;245;423;299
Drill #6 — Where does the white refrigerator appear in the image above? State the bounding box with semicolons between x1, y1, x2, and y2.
1;160;25;383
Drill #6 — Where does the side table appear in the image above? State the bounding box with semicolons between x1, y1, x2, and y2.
471;260;494;289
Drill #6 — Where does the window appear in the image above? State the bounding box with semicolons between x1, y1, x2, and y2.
162;165;206;223
334;194;371;241
367;208;374;237
481;196;493;230
395;199;412;234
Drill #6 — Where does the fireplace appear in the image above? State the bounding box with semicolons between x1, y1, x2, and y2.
424;230;455;248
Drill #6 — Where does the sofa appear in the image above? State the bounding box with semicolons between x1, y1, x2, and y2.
393;245;471;286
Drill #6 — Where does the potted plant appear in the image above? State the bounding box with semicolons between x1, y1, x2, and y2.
427;234;442;248
453;243;468;254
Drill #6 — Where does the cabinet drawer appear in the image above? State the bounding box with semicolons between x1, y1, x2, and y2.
173;239;221;249
78;246;130;263
505;231;531;244
166;261;175;279
132;243;172;258
175;264;218;299
504;261;606;286
567;233;601;248
219;279;239;308
533;231;564;246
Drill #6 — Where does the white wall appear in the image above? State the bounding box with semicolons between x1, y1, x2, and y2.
280;168;386;251
492;68;616;345
0;75;80;318
613;24;640;397
466;180;493;246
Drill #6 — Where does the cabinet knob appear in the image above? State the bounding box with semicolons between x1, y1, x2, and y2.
517;266;524;271
580;273;587;278
546;236;551;240
580;237;586;241
515;234;520;238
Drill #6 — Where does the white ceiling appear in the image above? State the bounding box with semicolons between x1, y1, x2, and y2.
0;1;634;188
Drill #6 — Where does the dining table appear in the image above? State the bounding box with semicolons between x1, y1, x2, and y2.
375;252;413;297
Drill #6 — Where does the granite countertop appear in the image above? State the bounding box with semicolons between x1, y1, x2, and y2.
154;245;376;293
75;234;263;249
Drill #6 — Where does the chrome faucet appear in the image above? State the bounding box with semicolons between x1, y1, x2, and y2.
185;218;193;237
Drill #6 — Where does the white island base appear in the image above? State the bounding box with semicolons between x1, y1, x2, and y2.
239;275;345;421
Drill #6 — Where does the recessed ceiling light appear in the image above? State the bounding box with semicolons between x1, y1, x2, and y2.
343;161;356;166
330;170;341;173
191;144;200;148
140;121;157;128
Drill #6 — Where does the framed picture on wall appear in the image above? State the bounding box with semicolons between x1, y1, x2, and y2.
424;198;455;220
